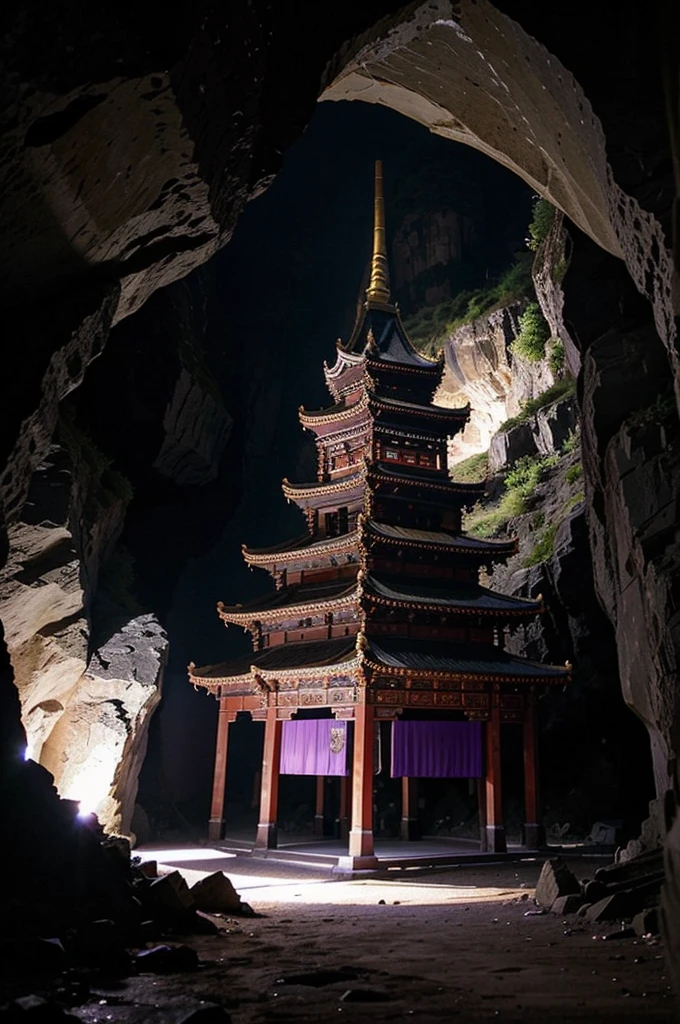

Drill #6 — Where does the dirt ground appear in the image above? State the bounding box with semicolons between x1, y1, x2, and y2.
61;857;675;1024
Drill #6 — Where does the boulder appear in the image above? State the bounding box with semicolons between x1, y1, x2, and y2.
189;872;243;914
585;890;642;923
147;871;195;913
633;906;660;936
488;421;538;474
534;857;581;909
551;894;585;915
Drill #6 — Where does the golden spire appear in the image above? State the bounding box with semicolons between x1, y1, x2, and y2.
366;160;391;306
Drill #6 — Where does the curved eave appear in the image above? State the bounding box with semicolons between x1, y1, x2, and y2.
188;665;252;691
282;472;364;502
243;530;360;567
363;591;542;618
299;393;368;428
363;525;518;558
368;467;485;497
369;396;469;423
256;655;362;682
362;658;571;685
217;588;357;626
365;355;443;378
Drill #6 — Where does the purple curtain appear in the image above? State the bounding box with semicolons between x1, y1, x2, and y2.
280;720;349;776
391;720;482;778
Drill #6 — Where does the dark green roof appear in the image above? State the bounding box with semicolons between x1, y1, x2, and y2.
345;307;439;369
191;637;359;681
364;573;539;615
366;638;569;680
366;520;515;555
371;463;485;494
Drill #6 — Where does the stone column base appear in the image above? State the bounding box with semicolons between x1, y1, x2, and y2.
348;827;375;859
333;854;380;874
254;822;278;850
485;824;507;853
208;817;225;842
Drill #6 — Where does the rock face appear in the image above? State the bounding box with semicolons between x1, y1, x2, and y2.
41;612;168;835
1;0;680;997
580;325;680;799
392;209;477;306
488;397;578;473
437;302;556;460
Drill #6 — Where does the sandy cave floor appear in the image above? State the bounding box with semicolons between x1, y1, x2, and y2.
60;850;675;1024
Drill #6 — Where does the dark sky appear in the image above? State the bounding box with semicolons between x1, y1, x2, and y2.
149;100;533;812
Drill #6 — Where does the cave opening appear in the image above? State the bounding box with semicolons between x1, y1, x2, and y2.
2;0;679;1016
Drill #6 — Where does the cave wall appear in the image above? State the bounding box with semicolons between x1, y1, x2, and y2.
1;0;679;989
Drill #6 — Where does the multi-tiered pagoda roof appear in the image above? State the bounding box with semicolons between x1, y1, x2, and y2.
191;161;569;861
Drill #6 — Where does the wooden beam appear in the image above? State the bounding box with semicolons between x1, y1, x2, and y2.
523;692;545;848
485;702;507;853
255;707;282;849
208;698;230;841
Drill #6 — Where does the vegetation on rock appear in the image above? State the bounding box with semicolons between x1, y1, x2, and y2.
497;377;576;433
403;251;533;355
512;301;551;362
464;453;558;537
527;198;556;251
449;451;488;482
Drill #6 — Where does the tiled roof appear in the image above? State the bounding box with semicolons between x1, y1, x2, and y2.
364;573;540;615
366;638;569;681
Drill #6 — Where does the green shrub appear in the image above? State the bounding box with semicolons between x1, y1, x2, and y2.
523;523;558;566
566;463;583;485
527;198;556;252
560;429;579;455
512;302;551;362
506;454;558;498
403;251;535;355
464;454;558;537
450;451;488;483
549;340;565;375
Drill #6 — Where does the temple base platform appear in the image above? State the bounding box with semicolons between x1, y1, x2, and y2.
212;833;545;875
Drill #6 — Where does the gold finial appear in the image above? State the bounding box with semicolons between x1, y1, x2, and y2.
366;160;391;306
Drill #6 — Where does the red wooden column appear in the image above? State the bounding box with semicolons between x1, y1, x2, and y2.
313;776;325;836
523;691;545;848
485;700;507;853
255;708;282;850
400;777;419;841
208;697;230;841
344;699;378;869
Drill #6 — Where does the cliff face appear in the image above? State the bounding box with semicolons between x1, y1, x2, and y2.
436;302;557;460
392;209;478;307
1;0;680;991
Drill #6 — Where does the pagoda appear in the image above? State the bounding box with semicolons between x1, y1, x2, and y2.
189;162;570;869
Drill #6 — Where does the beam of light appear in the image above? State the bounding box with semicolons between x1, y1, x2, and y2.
61;743;119;818
138;847;237;863
23;746;31;761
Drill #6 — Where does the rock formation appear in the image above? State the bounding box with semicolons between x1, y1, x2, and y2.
436;302;557;459
1;0;680;1000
